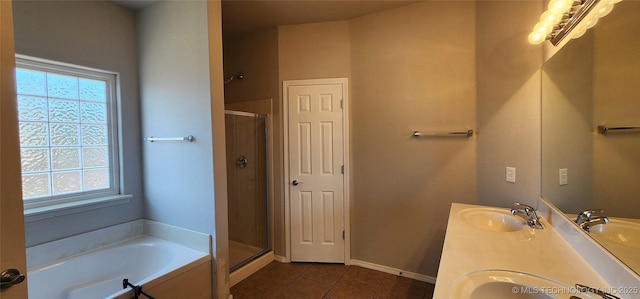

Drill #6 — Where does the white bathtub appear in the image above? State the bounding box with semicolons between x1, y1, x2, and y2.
28;230;210;299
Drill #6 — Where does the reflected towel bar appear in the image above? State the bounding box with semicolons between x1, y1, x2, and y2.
412;130;473;138
597;126;640;135
144;135;194;142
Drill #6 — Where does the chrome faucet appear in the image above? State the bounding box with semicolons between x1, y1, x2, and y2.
575;209;608;232
511;202;544;229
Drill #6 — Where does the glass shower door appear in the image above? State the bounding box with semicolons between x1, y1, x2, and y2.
225;111;269;271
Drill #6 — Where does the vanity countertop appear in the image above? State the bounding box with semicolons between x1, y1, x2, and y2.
433;203;612;298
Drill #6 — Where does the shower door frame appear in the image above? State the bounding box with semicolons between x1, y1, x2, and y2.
225;110;271;272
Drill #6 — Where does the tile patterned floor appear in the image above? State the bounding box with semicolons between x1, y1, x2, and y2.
231;261;435;299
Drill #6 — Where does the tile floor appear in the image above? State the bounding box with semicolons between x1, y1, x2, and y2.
230;261;435;299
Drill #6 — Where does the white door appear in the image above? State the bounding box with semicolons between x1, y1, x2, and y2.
285;79;346;263
1;1;29;298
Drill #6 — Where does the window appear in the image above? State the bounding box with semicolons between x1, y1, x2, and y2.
15;57;120;210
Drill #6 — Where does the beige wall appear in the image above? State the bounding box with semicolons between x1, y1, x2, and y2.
223;28;279;104
349;2;476;277
278;21;351;81
476;1;543;209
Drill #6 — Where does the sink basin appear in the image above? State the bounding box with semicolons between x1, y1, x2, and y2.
589;219;640;248
452;269;597;299
458;208;526;232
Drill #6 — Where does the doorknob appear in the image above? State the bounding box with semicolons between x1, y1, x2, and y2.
292;180;302;186
1;269;25;289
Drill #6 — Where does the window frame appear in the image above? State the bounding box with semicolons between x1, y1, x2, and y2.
15;55;123;212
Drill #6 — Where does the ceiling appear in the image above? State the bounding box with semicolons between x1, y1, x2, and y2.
112;0;418;38
221;1;418;38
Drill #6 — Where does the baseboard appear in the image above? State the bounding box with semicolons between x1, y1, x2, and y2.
273;254;288;263
349;259;436;284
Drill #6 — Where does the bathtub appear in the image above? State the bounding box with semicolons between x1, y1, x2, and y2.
27;221;211;299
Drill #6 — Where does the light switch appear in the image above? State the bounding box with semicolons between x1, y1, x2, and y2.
559;168;568;185
506;167;516;183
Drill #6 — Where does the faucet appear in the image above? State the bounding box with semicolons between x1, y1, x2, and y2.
575;209;608;232
511;202;544;229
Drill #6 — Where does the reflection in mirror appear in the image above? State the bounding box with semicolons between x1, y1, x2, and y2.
542;0;640;274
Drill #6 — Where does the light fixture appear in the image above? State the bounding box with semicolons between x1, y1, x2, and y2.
528;0;621;46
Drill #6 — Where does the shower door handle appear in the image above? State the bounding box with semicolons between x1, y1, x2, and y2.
292;180;302;186
236;155;248;169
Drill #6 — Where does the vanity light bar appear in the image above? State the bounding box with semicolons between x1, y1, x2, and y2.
528;0;622;46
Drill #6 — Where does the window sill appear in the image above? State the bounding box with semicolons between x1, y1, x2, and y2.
24;194;133;222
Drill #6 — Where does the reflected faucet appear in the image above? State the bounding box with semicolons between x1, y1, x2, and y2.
575;209;608;232
511;202;544;229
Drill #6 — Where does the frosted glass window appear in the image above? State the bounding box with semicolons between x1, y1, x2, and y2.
47;73;79;100
19;123;48;146
52;171;81;195
83;169;109;190
80;102;107;124
16;57;119;205
22;174;51;198
50;124;80;146
79;79;106;102
49;99;79;122
51;148;80;170
16;69;46;96
18;96;48;121
83;147;108;168
21;149;49;172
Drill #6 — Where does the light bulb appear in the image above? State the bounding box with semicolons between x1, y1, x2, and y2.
597;3;615;17
528;31;546;45
572;26;587;39
534;20;555;35
540;11;563;25
585;17;599;29
548;0;573;14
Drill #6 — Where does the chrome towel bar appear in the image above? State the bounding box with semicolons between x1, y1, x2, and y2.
412;130;473;138
597;126;640;135
144;135;194;142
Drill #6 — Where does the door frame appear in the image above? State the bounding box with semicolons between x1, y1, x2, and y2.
282;78;350;264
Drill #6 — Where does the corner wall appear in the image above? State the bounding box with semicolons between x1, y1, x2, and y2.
476;1;543;209
138;0;215;236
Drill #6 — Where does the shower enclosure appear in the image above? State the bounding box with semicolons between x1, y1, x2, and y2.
225;110;270;272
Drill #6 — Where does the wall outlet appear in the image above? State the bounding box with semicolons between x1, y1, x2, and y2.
506;167;516;183
559;168;568;185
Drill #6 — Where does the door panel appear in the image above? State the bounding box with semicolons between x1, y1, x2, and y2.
287;82;345;263
1;1;29;297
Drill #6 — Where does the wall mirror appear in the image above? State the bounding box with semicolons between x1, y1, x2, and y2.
542;0;640;274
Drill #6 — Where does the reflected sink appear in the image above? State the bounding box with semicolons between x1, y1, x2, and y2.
458;208;526;232
589;219;640;248
452;270;597;299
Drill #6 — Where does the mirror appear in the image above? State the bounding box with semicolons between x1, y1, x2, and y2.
542;0;640;274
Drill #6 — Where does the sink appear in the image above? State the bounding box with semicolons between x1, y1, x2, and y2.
452;269;598;299
458;208;526;232
589;219;640;248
